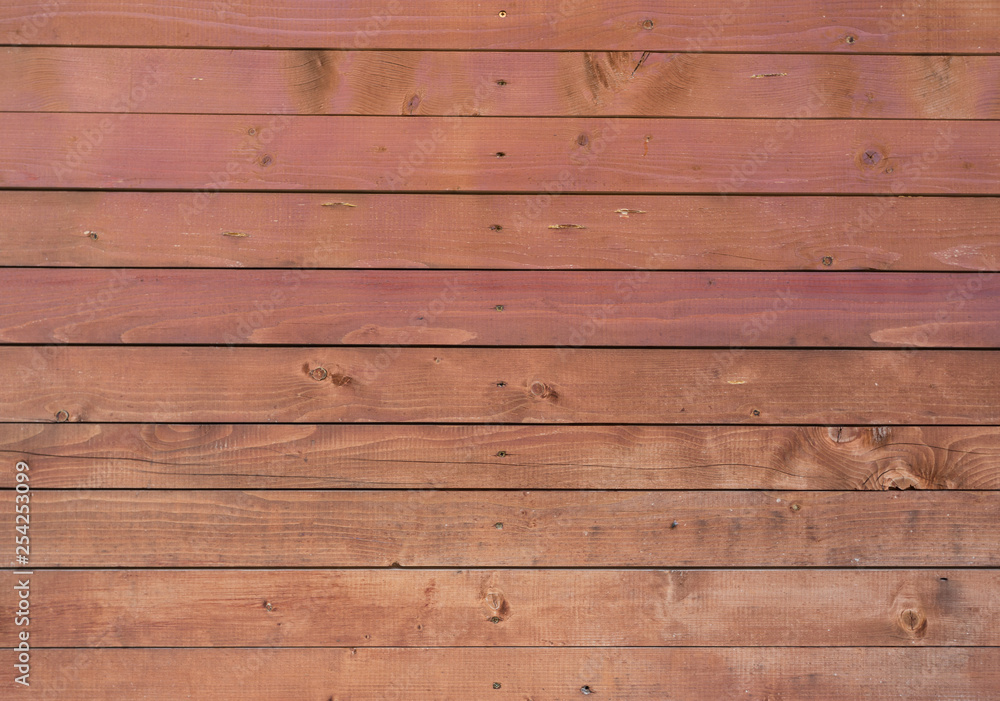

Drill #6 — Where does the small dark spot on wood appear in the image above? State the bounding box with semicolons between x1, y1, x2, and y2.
434;357;442;363
751;409;761;416
247;127;257;136
791;503;801;512
581;686;593;695
642;19;654;30
330;373;353;386
577;133;589;147
495;522;504;530
493;682;502;689
495;304;505;311
671;520;678;529
496;79;507;86
496;381;507;387
940;577;948;581
495;151;506;158
263;601;274;612
496;450;507;457
259;154;273;167
490;615;501;623
846;34;856;44
822;256;834;266
490;224;503;231
85;230;99;240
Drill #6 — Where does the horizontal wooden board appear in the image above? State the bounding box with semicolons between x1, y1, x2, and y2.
5;424;999;490
2;115;997;193
6;49;1000;119
7;569;995;647
16;648;1000;700
9;490;998;567
3;269;999;348
2;192;998;271
3;347;999;424
2;0;999;53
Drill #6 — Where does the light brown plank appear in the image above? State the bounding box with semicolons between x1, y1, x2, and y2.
2;0;998;53
3;347;999;424
9;490;999;567
16;648;1000;700
5;424;999;490
7;569;994;647
3;192;997;271
2;269;998;348
5;49;1000;119
2;115;996;193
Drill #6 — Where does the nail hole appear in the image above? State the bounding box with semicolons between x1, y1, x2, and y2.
85;230;99;240
247;127;257;136
670;520;678;529
940;577;948;582
495;152;506;158
822;256;834;266
493;682;502;689
496;79;507;86
498;10;506;17
846;34;856;44
751;409;761;417
495;522;504;530
490;224;503;231
791;503;801;511
495;304;505;311
581;686;593;695
263;601;273;611
642;19;654;30
496;381;507;387
496;451;507;458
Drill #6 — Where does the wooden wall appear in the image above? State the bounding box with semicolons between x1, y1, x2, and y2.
1;1;999;698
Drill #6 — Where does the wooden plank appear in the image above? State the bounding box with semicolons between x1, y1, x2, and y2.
17;648;1000;700
8;569;996;647
10;490;999;567
5;424;999;490
2;347;999;424
3;269;999;348
2;115;996;193
2;0;999;53
2;192;998;271
6;49;1000;119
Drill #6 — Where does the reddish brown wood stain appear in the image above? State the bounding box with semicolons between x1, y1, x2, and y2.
0;2;997;698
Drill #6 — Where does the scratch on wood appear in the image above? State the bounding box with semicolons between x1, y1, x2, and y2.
321;201;357;207
751;72;788;78
548;224;586;229
223;232;249;237
614;209;645;218
631;51;651;78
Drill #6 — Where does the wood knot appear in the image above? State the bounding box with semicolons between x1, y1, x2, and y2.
529;381;558;401
829;426;861;443
484;588;510;618
308;367;328;381
873;463;926;490
330;373;353;386
898;608;927;638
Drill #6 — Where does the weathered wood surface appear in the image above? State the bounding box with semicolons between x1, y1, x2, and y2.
2;115;996;193
5;424;998;490
3;347;999;424
3;0;999;53
5;49;1000;119
2;269;998;347
7;569;994;647
16;648;1000;700
10;490;999;567
3;192;998;271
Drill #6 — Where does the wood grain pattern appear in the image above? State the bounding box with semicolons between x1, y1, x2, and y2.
12;490;999;567
6;49;1000;119
3;114;997;193
5;424;999;490
3;269;998;347
3;347;999;424
3;192;998;271
3;0;999;53
9;569;995;647
18;648;1000;700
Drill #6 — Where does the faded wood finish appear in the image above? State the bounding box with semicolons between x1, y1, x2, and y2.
16;648;1000;700
5;423;998;490
3;0;999;53
2;115;997;194
6;49;1000;119
3;192;998;271
3;269;999;347
11;490;999;567
3;347;999;424
7;569;994;647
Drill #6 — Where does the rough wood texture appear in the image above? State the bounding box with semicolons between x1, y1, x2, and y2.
3;347;999;424
12;490;999;567
5;424;999;490
3;269;998;347
2;115;997;193
6;49;1000;119
3;192;998;271
9;569;994;647
17;648;1000;700
3;0;998;53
